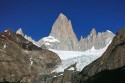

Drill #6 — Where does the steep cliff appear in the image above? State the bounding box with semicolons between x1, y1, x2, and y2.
73;29;125;83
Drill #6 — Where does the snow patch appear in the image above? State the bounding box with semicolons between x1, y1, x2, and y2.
4;30;8;32
89;46;96;52
53;76;57;77
30;57;33;66
45;42;51;46
3;43;6;48
8;32;11;35
68;67;74;71
37;36;60;47
49;49;85;60
2;35;5;37
42;36;60;43
106;30;112;33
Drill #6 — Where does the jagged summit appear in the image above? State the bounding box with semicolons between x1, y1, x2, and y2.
79;28;115;51
0;29;41;50
90;28;97;36
16;28;38;46
16;28;24;36
58;13;67;18
12;14;115;51
80;36;83;40
73;29;125;83
37;13;115;51
48;13;79;50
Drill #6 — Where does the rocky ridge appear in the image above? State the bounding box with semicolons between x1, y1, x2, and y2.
16;28;38;46
0;30;61;82
79;28;115;51
72;29;125;83
38;13;115;51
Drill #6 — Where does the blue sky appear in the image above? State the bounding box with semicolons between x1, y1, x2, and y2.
0;0;125;41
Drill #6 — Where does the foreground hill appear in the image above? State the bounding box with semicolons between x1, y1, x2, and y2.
0;30;61;82
73;29;125;83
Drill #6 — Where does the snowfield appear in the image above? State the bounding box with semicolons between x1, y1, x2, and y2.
50;42;111;72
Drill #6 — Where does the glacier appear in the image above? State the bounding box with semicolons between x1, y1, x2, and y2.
51;41;111;72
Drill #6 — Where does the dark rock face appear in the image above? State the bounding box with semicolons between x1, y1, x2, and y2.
0;38;31;82
73;29;125;83
83;66;125;83
0;30;61;82
42;63;79;83
0;30;42;51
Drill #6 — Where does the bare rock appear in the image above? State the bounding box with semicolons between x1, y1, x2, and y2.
73;29;125;83
79;28;115;51
49;13;79;51
0;30;61;83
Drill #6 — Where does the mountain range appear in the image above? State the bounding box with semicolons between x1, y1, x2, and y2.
45;29;125;83
1;13;124;83
17;13;115;51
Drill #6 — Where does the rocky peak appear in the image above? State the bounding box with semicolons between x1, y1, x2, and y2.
79;29;115;51
50;13;72;38
90;28;97;37
16;28;38;46
16;28;24;36
80;36;83;41
49;13;79;50
38;14;114;51
58;13;68;20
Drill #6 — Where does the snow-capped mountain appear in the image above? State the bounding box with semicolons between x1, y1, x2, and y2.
37;13;115;51
15;27;114;72
16;14;115;52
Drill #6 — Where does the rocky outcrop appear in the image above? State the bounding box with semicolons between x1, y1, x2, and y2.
16;28;24;36
38;13;79;51
16;28;38;46
50;13;79;51
40;63;78;83
72;29;125;83
0;29;41;51
79;28;115;51
0;30;61;82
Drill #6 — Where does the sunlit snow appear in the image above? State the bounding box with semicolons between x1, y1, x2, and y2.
68;67;75;71
42;36;60;43
51;42;111;72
